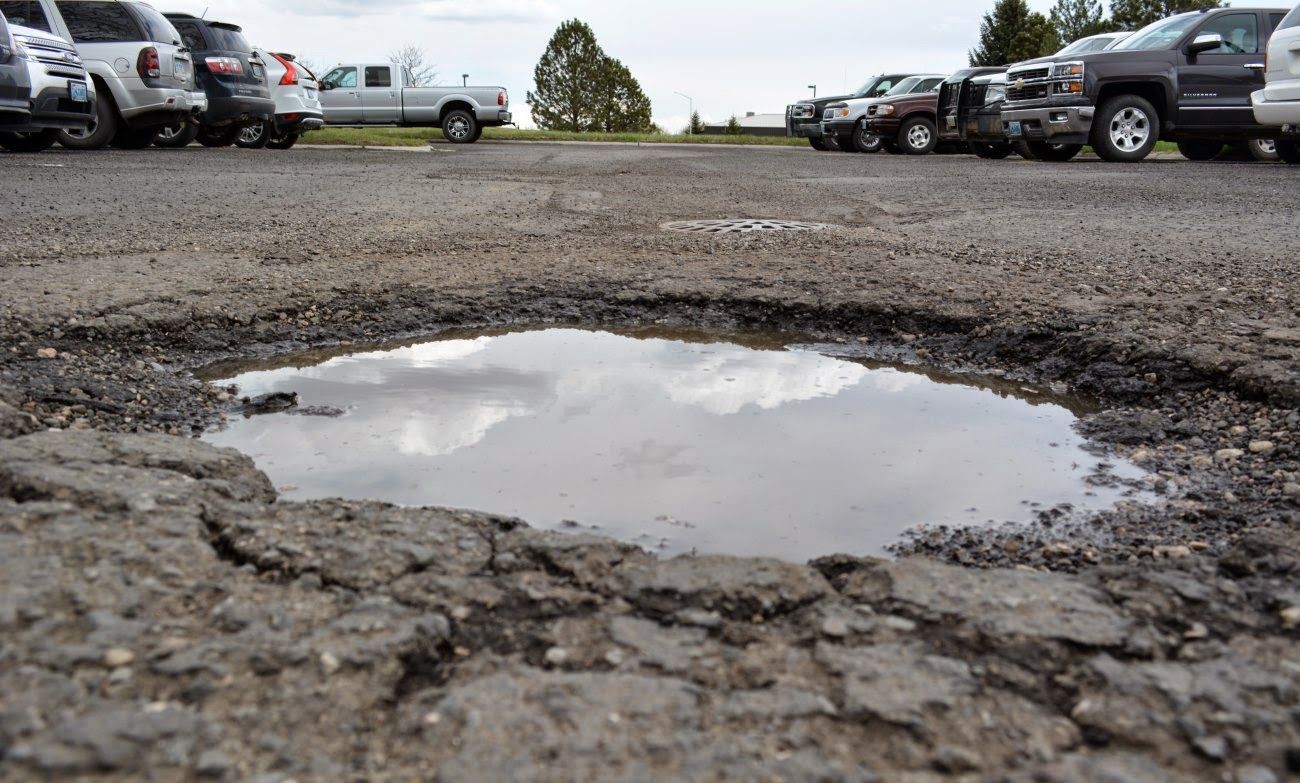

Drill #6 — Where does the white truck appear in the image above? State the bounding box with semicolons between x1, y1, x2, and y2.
317;62;510;143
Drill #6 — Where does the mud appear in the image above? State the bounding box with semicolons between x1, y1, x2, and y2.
1;144;1298;781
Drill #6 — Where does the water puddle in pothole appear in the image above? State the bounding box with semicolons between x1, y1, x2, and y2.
201;327;1148;562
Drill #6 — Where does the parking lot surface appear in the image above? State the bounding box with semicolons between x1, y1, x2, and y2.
1;144;1298;781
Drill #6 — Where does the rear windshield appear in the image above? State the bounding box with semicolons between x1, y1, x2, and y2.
206;22;249;52
130;2;182;46
0;1;50;31
1281;5;1300;30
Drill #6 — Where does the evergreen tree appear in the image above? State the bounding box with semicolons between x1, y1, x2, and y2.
592;56;653;132
687;111;706;135
1109;0;1220;30
725;115;743;135
1010;12;1063;61
527;20;605;132
970;0;1051;66
1048;0;1111;43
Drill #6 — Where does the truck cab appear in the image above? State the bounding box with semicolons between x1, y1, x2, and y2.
1000;7;1290;162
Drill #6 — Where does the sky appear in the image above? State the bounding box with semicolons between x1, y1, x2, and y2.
162;0;1061;132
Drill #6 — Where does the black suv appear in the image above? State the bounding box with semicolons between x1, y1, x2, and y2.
155;13;272;148
1000;7;1290;162
786;74;914;151
937;67;1013;158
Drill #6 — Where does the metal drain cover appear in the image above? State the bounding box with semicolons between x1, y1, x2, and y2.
662;218;836;234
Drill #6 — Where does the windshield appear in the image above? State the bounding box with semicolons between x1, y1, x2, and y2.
207;22;250;52
1057;35;1113;55
883;76;924;96
1111;13;1201;51
852;76;881;95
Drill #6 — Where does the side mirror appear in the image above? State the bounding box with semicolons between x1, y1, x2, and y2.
319;83;332;91
1187;33;1222;55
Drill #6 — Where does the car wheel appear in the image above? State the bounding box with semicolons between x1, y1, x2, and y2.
0;129;60;152
969;141;1012;159
235;120;271;149
1091;94;1158;162
1176;140;1223;161
266;133;300;150
197;126;241;148
808;137;832;151
470;124;484;143
154;120;199;148
898;116;938;155
1023;141;1082;162
111;126;159;149
1246;138;1278;162
852;122;882;153
441;109;478;144
1276;139;1300;164
58;87;117;150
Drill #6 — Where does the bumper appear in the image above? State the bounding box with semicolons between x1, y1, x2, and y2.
1;84;95;132
120;88;207;127
1002;104;1093;145
275;111;325;134
201;95;276;127
867;117;901;137
1251;90;1300;130
963;110;1006;143
477;109;512;126
786;118;821;138
821;119;856;137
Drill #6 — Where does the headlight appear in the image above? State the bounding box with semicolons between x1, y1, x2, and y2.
983;86;1005;105
1052;62;1084;79
836;107;850;117
877;104;896;116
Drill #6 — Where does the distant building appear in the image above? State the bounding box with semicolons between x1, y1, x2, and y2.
702;112;786;137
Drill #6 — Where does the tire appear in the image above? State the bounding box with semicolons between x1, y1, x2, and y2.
898;116;938;155
441;109;478;144
1276;139;1300;164
235;120;271;149
1091;94;1159;162
1024;141;1083;162
852;121;882;153
1176;140;1222;161
969;141;1012;159
808;137;832;151
833;133;856;152
470;124;484;143
197;126;240;148
58;86;117;150
154;120;199;148
266;133;299;150
0;129;60;152
1246;138;1278;162
111;126;158;149
880;139;904;155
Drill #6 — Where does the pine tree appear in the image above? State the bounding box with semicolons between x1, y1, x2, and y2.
1109;0;1220;30
725;116;743;135
687;111;706;135
1048;0;1111;43
527;20;605;132
1010;12;1063;61
970;0;1038;66
592;56;653;132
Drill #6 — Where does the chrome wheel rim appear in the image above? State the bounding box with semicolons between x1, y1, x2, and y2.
64;113;98;139
857;126;878;149
1256;139;1276;155
239;124;265;145
1109;107;1150;151
448;117;471;140
907;124;931;150
158;123;185;141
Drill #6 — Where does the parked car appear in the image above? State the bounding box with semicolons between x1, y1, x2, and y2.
821;74;946;153
0;0;204;149
866;88;944;154
936;66;1009;157
234;49;322;149
0;9;35;139
154;14;272;148
1000;7;1291;162
785;73;915;151
0;18;94;151
1251;1;1300;163
318;62;509;144
1054;31;1132;55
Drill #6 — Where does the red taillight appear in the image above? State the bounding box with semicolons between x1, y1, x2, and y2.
205;56;244;76
498;90;507;107
271;51;297;86
282;113;299;121
137;47;160;78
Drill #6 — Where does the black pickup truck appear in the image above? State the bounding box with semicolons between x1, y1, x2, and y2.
937;67;1011;158
1000;7;1289;162
786;74;914;151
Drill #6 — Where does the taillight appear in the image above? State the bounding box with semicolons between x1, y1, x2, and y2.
205;56;244;76
271;51;297;85
498;90;507;107
137;47;160;78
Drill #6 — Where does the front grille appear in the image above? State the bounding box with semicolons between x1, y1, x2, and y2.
968;83;988;107
866;105;878;117
1010;67;1049;82
823;109;835;121
1006;83;1049;101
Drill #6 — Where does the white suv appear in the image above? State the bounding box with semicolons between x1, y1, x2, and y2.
0;20;95;151
1252;2;1300;163
235;48;323;149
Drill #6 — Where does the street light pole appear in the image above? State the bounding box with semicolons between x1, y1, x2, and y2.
462;74;469;87
674;91;694;134
808;84;817;98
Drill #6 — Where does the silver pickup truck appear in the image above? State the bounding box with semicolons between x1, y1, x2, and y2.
318;62;510;144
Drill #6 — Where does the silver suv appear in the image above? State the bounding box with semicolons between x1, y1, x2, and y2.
0;0;204;149
0;19;95;151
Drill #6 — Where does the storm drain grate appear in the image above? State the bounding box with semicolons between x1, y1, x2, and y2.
662;218;837;234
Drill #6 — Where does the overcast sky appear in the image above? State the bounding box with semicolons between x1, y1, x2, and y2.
164;0;1060;131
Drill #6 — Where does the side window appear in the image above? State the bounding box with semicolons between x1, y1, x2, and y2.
1195;12;1260;54
872;80;893;96
0;1;51;31
1267;13;1284;34
173;20;205;52
919;78;943;92
55;1;142;43
323;67;357;89
364;66;391;88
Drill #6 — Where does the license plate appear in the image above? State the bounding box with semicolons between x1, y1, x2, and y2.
1007;120;1023;137
69;81;88;102
251;64;264;79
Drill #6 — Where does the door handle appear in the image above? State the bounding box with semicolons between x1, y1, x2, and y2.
1243;63;1265;70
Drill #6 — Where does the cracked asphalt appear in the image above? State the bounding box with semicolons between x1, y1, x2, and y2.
0;143;1298;782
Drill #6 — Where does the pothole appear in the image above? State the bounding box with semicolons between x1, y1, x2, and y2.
201;327;1147;562
661;218;837;234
